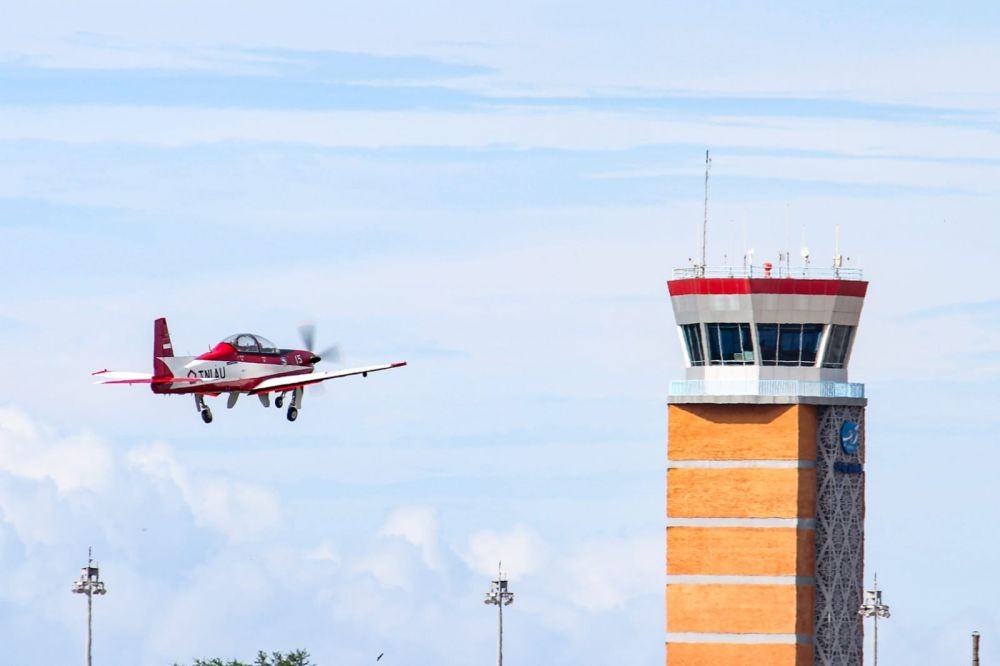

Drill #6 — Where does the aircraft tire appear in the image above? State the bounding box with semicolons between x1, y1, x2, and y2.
286;406;298;422
276;396;284;409
201;408;213;424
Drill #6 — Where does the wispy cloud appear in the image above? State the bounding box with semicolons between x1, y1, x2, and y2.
1;52;994;124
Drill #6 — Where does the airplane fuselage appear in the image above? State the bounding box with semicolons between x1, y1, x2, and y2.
153;347;313;395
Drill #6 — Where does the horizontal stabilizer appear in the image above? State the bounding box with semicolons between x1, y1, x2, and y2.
92;369;202;385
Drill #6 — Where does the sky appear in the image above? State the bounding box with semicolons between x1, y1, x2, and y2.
0;2;998;664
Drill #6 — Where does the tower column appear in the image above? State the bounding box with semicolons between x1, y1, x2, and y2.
664;273;868;666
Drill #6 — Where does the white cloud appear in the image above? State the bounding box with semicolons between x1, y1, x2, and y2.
354;545;415;590
1;105;998;163
562;535;661;612
0;404;113;493
303;539;340;563
127;442;280;542
380;505;440;567
462;525;547;580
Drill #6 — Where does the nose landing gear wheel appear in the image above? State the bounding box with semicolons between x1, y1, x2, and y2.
286;406;298;422
275;396;284;409
201;408;213;424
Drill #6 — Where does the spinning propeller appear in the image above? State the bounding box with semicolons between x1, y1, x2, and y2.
298;323;341;365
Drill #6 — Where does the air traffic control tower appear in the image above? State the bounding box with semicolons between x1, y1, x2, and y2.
665;263;868;666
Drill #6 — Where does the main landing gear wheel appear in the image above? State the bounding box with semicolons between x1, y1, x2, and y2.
201;408;213;424
286;406;298;422
275;396;284;409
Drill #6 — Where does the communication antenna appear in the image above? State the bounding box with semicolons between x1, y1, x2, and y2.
701;149;711;272
800;226;810;270
833;225;843;277
784;203;791;274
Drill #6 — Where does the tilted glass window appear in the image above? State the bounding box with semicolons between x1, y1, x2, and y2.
823;324;854;368
706;323;754;365
800;325;823;365
682;324;705;366
757;325;778;364
757;324;824;366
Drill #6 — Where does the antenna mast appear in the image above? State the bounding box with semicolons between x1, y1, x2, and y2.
701;149;711;272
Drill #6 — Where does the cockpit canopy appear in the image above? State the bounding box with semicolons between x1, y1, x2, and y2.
222;333;279;354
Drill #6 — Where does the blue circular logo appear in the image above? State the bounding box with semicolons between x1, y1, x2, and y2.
840;421;860;455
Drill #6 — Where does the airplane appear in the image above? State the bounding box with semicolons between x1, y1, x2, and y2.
93;318;406;423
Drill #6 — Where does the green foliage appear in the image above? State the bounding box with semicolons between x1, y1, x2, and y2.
174;649;314;666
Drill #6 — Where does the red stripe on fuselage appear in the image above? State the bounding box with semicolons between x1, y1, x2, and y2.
196;344;313;366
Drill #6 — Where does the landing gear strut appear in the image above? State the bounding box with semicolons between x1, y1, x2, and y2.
195;394;213;424
286;387;303;422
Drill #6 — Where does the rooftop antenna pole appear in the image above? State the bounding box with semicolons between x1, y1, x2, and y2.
834;225;843;278
72;547;107;666
701;149;711;274
800;225;810;273
972;631;980;666
783;203;791;276
484;562;514;666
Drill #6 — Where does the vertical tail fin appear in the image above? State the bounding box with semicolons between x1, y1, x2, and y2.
153;318;174;382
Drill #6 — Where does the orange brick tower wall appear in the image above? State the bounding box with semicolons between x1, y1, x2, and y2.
666;404;818;665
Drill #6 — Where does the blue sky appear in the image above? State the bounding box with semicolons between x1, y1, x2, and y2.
1;2;999;665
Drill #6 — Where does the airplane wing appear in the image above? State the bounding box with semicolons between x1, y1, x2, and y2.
92;370;203;385
250;362;407;394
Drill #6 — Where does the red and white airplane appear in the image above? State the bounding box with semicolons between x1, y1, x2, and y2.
94;318;406;423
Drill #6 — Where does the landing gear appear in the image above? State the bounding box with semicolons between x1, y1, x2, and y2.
275;394;284;409
195;394;213;424
285;387;303;422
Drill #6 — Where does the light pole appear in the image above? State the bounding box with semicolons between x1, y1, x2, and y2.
71;547;107;666
483;563;514;666
858;573;890;666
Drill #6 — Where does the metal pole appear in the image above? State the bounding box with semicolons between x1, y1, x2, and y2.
484;565;512;666
701;150;710;270
87;588;93;666
72;548;106;666
973;631;980;666
497;594;503;666
873;608;878;666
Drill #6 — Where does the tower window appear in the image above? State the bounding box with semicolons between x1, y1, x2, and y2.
706;323;754;365
757;324;824;366
823;325;854;368
681;324;705;366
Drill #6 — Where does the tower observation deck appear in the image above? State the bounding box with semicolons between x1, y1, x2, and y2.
665;265;868;666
